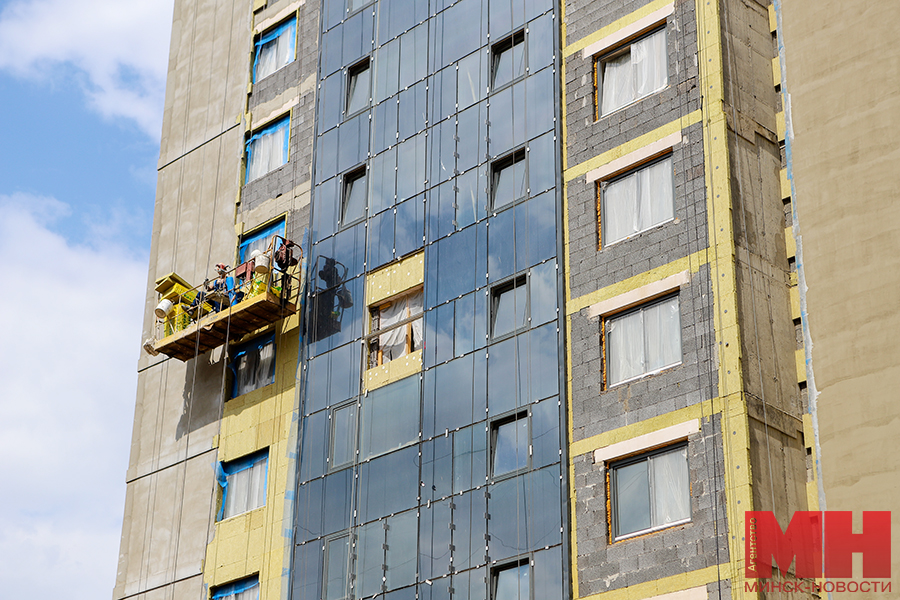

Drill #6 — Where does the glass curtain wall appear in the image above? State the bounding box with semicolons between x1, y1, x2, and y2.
293;0;566;598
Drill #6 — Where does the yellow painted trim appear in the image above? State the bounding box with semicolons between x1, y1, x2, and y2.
784;226;796;259
772;57;781;88
571;399;719;458
795;349;807;383
768;4;777;33
564;111;701;182
568;250;709;316
775;111;786;142
366;251;425;306
780;168;790;200
365;350;423;392
563;0;675;58
578;565;725;600
790;286;801;321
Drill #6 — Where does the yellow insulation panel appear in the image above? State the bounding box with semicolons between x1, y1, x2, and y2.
366;251;425;306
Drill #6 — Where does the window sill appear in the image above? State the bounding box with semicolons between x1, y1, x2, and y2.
606;360;681;389
595;84;669;122
602;216;676;249
613;517;691;542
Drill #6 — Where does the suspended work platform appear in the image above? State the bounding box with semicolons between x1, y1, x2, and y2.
147;240;302;361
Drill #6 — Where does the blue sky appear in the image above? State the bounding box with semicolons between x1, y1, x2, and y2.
0;1;174;598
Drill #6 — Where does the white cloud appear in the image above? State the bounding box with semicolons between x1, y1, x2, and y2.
0;0;175;138
0;193;146;600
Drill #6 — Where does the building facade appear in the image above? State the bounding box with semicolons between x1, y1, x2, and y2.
114;0;896;600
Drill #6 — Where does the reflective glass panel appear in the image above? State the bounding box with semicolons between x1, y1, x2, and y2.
494;563;529;600
492;417;528;476
346;61;370;115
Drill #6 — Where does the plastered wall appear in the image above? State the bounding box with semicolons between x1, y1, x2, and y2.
781;0;900;593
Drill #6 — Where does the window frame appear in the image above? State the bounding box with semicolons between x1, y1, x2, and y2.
490;410;531;481
341;166;368;226
490;274;529;340
345;58;371;118
216;449;269;521
596;153;675;248
229;332;277;398
367;286;424;368
593;26;668;120
328;399;358;471
252;17;297;83
490;557;532;600
602;294;682;388
323;532;352;600
491;29;526;91
490;147;528;211
608;442;691;541
245;114;291;183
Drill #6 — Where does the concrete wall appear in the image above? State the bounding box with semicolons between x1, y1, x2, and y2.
781;0;900;591
116;0;316;597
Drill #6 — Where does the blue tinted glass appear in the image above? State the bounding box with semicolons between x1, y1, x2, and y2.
395;195;424;257
367;208;395;269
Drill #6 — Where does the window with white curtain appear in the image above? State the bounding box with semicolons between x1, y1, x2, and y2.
596;28;668;117
238;220;286;264
605;295;681;386
368;289;424;368
231;334;276;397
253;18;297;82
212;575;260;600
245;116;290;183
610;444;690;539
217;450;268;521
600;156;674;246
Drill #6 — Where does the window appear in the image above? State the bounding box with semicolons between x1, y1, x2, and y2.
239;219;286;264
491;276;527;338
595;28;667;117
230;333;276;397
491;148;527;210
491;560;530;600
492;30;525;89
212;576;259;600
217;449;268;520
253;18;296;82
368;289;423;367
342;167;367;225
329;402;357;469
491;413;529;478
599;156;674;246
324;534;350;600
245;116;290;182
610;444;690;539
346;59;371;116
605;295;681;386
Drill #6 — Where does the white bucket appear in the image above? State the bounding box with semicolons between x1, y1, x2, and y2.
252;251;270;274
155;299;174;319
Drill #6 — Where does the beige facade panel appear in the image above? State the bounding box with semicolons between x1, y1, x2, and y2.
782;0;900;585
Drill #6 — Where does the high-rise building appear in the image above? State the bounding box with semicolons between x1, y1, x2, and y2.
113;1;898;600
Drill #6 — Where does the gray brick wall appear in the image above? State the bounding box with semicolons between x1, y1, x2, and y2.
573;415;729;595
241;0;319;215
568;267;718;443
564;1;701;169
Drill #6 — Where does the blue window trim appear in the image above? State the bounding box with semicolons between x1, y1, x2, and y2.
252;18;297;83
216;448;269;522
238;220;286;263
245;116;291;184
212;575;260;599
228;332;277;398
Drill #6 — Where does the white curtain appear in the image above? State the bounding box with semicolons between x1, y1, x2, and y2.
607;310;643;384
234;584;259;600
604;157;673;245
603;174;637;245
643;297;681;372
247;122;288;182
376;292;424;362
601;52;633;115
634;29;668;97
223;456;267;519
255;21;295;82
651;446;690;525
235;341;275;396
